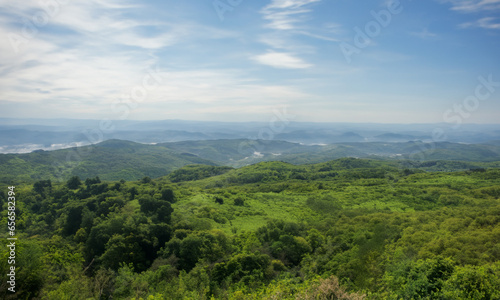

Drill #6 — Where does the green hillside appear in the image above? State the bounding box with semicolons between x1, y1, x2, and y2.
158;139;316;166
2;139;500;184
160;140;500;164
275;141;500;164
159;139;500;166
0;140;217;183
1;158;499;299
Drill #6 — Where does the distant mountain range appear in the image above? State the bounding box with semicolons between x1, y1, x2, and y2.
1;138;499;183
2;119;500;153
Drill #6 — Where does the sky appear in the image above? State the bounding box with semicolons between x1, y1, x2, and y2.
0;0;499;123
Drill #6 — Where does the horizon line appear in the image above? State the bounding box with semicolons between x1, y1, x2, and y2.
1;117;500;126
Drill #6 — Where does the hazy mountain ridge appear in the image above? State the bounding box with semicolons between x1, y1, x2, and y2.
2;119;500;153
157;139;500;166
1;138;500;183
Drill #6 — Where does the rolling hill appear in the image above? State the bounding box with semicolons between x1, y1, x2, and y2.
0;139;217;182
1;138;500;183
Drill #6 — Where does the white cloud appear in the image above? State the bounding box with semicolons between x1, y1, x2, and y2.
261;0;321;30
0;0;245;120
441;0;500;12
0;0;232;53
262;9;311;30
252;52;313;69
438;0;500;32
460;17;500;29
111;32;182;49
254;1;325;69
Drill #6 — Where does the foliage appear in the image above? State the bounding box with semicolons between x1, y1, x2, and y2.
0;157;499;299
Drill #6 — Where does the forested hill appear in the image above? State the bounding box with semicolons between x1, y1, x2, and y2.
1;138;500;184
159;139;500;166
0;139;217;182
1;158;499;299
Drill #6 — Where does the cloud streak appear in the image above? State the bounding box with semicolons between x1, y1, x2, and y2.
252;52;313;69
441;0;500;12
260;0;321;30
253;0;325;70
460;17;500;29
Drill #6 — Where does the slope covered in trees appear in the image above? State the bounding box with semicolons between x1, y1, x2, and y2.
1;158;499;299
2;139;500;184
0;140;217;183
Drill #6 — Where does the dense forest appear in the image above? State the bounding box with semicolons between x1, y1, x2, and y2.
1;158;500;299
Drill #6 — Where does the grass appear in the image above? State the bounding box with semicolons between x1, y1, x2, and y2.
172;192;317;235
169;164;500;238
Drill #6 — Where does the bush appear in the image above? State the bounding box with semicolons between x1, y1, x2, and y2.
298;276;366;300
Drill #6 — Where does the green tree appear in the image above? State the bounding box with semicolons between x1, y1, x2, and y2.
161;188;176;203
66;176;82;189
63;205;83;236
271;235;312;265
141;176;152;184
234;198;244;206
33;179;52;194
442;263;500;299
384;257;455;299
0;240;44;299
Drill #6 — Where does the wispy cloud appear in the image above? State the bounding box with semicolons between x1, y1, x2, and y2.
438;0;500;32
440;0;500;12
410;28;439;39
252;52;313;69
144;69;310;104
460;17;500;29
264;0;321;10
260;0;321;30
1;0;499;124
0;0;244;119
254;0;325;70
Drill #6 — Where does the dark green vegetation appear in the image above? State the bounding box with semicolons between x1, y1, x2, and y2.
1;158;499;299
2;139;500;184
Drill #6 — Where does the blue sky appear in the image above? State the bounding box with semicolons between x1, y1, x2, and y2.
0;0;499;123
